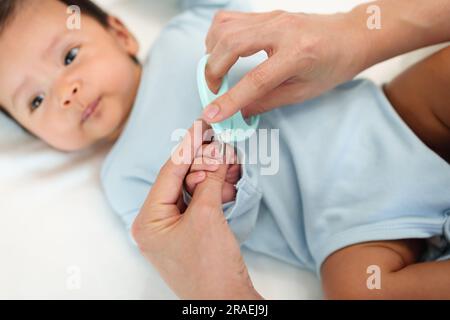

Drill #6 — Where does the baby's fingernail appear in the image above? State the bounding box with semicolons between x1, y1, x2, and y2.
203;104;220;120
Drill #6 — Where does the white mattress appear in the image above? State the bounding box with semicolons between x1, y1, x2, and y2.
0;0;445;299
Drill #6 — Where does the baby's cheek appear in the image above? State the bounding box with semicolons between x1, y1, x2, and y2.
35;121;83;151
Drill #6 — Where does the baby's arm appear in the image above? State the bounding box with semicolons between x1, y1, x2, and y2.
383;45;450;163
321;239;450;299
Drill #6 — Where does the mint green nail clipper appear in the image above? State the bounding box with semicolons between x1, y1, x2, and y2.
197;54;260;145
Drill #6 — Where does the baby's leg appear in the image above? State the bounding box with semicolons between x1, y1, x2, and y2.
383;46;450;163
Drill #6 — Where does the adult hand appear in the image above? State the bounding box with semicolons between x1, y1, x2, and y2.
203;1;450;123
185;142;241;203
202;10;366;122
131;120;262;300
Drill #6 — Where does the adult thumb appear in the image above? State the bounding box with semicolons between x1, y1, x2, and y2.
189;143;234;209
202;54;288;123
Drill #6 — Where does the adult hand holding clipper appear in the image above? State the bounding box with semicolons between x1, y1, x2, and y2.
202;0;450;123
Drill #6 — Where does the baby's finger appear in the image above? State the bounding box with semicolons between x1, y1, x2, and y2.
185;171;206;195
201;141;224;160
190;160;220;173
225;164;241;183
221;182;237;204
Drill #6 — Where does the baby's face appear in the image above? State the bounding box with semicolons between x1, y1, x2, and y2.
0;0;142;151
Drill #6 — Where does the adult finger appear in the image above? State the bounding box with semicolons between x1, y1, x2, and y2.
184;171;206;196
206;11;258;51
205;24;271;94
190;160;220;172
146;120;208;206
189;144;234;208
202;53;291;123
205;10;283;53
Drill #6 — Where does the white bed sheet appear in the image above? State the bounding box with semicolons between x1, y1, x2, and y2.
0;0;445;299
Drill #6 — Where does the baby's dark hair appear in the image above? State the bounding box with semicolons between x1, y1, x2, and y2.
0;0;137;135
0;0;110;33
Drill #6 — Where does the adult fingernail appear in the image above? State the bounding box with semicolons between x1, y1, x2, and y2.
203;104;220;120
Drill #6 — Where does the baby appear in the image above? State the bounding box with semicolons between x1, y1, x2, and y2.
1;0;449;298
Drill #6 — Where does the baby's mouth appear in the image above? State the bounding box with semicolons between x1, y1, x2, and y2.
81;97;101;123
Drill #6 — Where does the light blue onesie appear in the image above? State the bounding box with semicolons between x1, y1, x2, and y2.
100;0;450;276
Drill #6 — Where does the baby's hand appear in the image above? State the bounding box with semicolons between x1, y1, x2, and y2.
185;142;241;203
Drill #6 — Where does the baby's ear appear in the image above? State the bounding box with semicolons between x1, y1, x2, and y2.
106;16;139;57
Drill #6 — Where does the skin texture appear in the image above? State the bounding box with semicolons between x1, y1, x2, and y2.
383;46;450;164
0;0;142;152
321;240;450;300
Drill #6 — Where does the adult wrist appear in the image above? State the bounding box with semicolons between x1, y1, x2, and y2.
344;3;379;73
347;0;450;71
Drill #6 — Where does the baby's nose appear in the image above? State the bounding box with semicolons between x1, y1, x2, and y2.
61;82;81;109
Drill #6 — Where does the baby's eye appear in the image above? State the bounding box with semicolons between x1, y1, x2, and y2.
30;94;45;111
64;47;79;66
